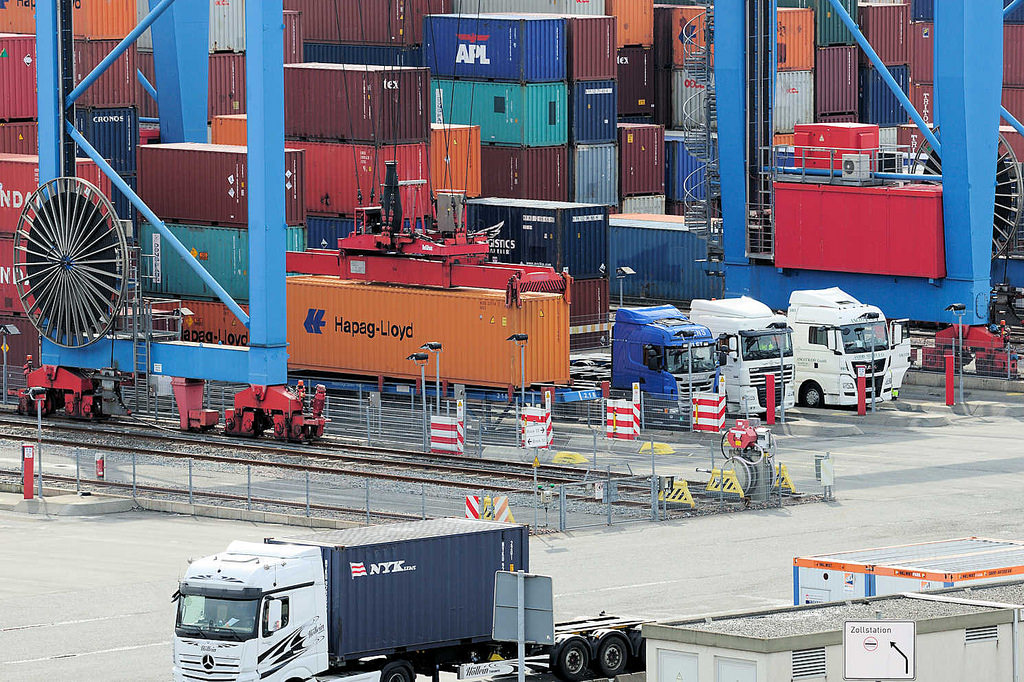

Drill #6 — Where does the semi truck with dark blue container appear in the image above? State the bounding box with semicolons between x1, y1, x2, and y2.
172;519;646;682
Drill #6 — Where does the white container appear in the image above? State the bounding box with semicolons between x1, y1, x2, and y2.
774;70;814;134
209;0;246;53
671;68;713;131
453;0;605;14
878;126;898;148
136;0;152;51
620;195;666;214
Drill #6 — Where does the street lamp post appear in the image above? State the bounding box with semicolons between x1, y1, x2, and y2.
407;353;430;450
0;323;21;406
507;334;529;405
945;304;967;405
615;267;635;309
421;342;443;413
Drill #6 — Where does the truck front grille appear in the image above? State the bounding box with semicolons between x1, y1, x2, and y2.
178;653;241;682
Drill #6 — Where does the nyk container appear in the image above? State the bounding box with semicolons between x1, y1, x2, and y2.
815;46;858;117
452;0;605;14
74;106;139;175
208;52;247;117
138;144;306;227
287;277;569;387
604;0;654;48
620;195;666;214
424;14;566;82
664;132;707;202
73;39;141;108
571;143;618;206
617;47;656;117
908;22;933;84
285;64;430;144
0;312;39;366
671;69;711;131
776;8;815;72
0;35;35;121
570;276;610;350
571;80;617;144
179;299;250;346
466;197;608;279
566;15;617;81
774;70;814;134
0;121;38;155
303;43;425;67
773;181;945;278
794;538;1024;605
777;0;857;47
305;215;357;251
140;221;307;302
433;80;568;147
210;114;249;146
430;124;482;198
282;0;449;45
857;3;909;67
860;65;910;127
0;154;112;235
619;123;665;197
608;214;716;302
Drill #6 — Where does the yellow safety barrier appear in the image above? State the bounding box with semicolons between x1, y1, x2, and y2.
706;468;745;497
658;481;695;508
553;451;589;465
774;463;795;493
639;441;676;455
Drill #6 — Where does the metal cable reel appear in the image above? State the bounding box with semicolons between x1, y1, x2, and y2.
13;177;129;348
912;127;1024;258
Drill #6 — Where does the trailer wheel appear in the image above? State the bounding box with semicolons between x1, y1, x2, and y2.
800;382;824;408
553;637;590;682
595;634;630;678
381;660;414;682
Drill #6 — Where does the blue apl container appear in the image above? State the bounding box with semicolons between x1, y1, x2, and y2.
571;144;618;206
306;215;356;250
859;65;910;128
74;106;139;174
303;43;425;66
913;0;1024;22
608;216;716;302
571;80;617;144
664;132;707;202
466;198;608;279
424;14;566;82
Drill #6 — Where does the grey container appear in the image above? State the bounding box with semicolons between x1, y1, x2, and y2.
620;195;666;214
267;519;529;663
452;0;605;14
671;69;713;131
137;0;245;52
572;143;618;206
774;70;814;134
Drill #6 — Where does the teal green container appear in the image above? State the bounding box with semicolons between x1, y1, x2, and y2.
777;0;857;47
140;221;306;302
433;79;568;147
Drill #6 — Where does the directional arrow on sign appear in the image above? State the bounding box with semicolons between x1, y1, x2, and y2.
890;642;908;675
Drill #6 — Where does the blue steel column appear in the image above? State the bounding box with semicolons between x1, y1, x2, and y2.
149;0;209;142
935;0;1003;323
245;2;289;386
714;0;749;269
36;1;62;182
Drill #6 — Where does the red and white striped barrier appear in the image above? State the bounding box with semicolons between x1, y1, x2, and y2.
606;383;641;440
692;392;727;432
430;400;465;454
521;393;552;449
465;494;515;522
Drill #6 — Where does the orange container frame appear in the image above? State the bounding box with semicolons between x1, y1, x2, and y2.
777;8;815;72
430;124;482;198
605;0;654;48
286;277;570;389
210;115;249;146
1;0;136;39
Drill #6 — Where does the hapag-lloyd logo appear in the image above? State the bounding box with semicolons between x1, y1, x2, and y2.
335;316;414;341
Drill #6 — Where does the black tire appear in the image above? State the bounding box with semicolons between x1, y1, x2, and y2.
553;638;591;682
800;382;824;409
596;634;630;678
380;660;415;682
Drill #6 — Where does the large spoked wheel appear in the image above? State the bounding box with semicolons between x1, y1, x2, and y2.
13;177;129;348
913;127;1024;258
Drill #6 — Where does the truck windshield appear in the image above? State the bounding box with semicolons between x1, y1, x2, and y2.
840;322;889;354
176;594;259;641
665;345;716;374
741;331;793;362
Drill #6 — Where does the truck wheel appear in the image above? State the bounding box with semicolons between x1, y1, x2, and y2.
800;382;824;408
596;634;630;678
554;638;590;682
380;660;414;682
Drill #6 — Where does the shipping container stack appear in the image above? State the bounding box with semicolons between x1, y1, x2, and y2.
775;6;816;136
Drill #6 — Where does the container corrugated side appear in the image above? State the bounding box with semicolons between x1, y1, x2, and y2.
1007;25;1024;87
480;145;569;201
424;14;566;82
858;3;909;67
74;106;139;175
0;155;111;236
430;124;482;198
617;46;656;117
0;35;35;121
815;46;858;117
433;80;568;147
0;312;39;365
909;22;933;84
608;217;715;301
571;144;617;206
620;195;666;214
618;123;665;197
671;69;711;131
209;0;245;53
604;0;653;48
283;10;304;64
652;6;712;69
286;277;569;388
210;115;249;146
209;52;247;117
570;276;609;349
777;0;857;47
73;39;139;108
452;0;605;15
859;65;909;128
566;15;617;80
1005;88;1024;123
664;132;706;202
0;121;38;155
1;235;20;315
774;70;814;134
303;43;425;67
777;8;815;72
180;299;251;346
305;215;357;251
283;0;449;44
571;80;617;144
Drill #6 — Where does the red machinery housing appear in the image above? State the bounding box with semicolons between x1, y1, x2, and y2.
17;365;126;420
225;382;327;442
919;324;1017;377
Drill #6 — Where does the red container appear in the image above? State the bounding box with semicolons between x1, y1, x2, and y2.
138;144;305;226
0;154;112;236
0;121;38;155
1006;25;1024;87
816;113;859;123
617;46;656;117
908;22;933;85
0;312;39;366
73;39;140;108
815;46;858;117
284;64;430;144
282;0;449;45
1;235;20;314
284;141;430;218
570;276;609;350
910;82;935;125
793;123;879;170
283;10;304;65
567;15;617;81
136;50;158;119
618;123;665;197
0;34;36;121
858;3;909;67
140;125;161;146
774;181;945;279
1005;88;1024;123
479;146;569;202
209;52;247;118
1001;125;1024;162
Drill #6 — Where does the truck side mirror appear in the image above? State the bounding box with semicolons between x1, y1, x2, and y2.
891;323;903;346
727;336;738;354
827;330;842;355
646;354;661;371
266;599;283;634
718;351;729;367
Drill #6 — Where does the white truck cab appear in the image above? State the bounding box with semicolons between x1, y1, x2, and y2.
688;297;795;415
787;288;908;408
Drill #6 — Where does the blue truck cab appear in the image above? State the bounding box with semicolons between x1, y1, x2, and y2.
612;306;718;401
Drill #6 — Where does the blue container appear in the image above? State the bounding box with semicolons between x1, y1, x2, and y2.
859;65;910;128
267;519;529;663
466;197;608;279
571;143;618;206
306;215;356;250
434;79;568;146
74;106;139;174
112;173;137;225
664;132;707;202
571;80;617;144
608;216;716;302
617;115;653;124
913;0;1024;22
424;14;566;82
302;43;425;66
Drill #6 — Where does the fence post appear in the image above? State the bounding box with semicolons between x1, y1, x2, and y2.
188;459;194;505
75;449;80;494
132;452;136;500
605;466;612;526
559;484;566;531
477;420;483;458
365;481;371;525
365;400;372;445
421;482;426;519
246;465;252;511
651;475;658;522
305;471;310;517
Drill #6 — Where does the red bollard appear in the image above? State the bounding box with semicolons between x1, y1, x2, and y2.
22;444;35;500
766;373;776;425
857;367;867;416
945;353;955;406
95;452;105;479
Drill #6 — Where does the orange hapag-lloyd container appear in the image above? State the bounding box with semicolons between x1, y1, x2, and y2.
777;8;815;72
604;0;654;48
179;299;251;346
1;0;136;39
211;115;249;146
429;124;482;198
286;277;570;388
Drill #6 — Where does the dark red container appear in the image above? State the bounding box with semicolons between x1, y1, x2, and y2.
568;15;617;81
910;82;935;125
283;10;304;65
0;121;38;155
1006;25;1024;87
908;21;933;85
774;181;945;279
0;154;112;236
0;311;40;366
857;3;909;67
617;46;656;117
618;123;665;197
1005;87;1024;122
140;124;161;145
653;68;673;127
652;5;674;70
284;64;430;144
479;146;569;202
138;143;305;226
284;140;431;218
209;52;247;118
0;34;36;121
815;46;858;117
136;50;159;119
817;113;859;123
1;236;20;315
895;123;936;154
282;0;449;45
570;276;610;350
73;39;139;107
